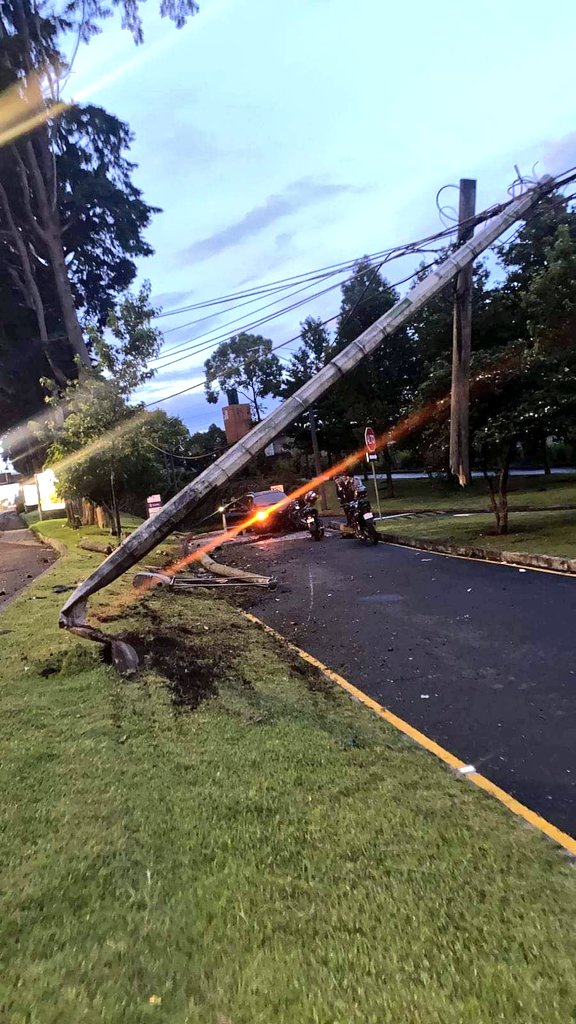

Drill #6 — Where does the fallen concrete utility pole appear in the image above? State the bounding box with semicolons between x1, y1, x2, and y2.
60;179;551;654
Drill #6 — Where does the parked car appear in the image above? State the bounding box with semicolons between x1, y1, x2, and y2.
223;490;285;533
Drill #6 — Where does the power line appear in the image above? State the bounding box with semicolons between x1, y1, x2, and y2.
152;244;435;321
151;244;448;371
150;196;536;367
151;276;355;372
144;169;576;413
144;437;229;461
151;208;508;328
144;258;441;410
153;268;352;360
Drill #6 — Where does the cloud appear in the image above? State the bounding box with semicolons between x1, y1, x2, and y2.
237;230;299;285
540;131;576;176
180;177;368;263
149;363;207;385
152;288;195;310
275;231;294;249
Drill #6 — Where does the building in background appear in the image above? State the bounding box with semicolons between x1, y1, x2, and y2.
0;471;22;509
222;389;252;445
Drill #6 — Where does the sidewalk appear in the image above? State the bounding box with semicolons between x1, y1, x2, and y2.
0;511;56;607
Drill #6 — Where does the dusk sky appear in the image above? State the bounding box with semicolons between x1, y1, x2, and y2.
69;0;576;433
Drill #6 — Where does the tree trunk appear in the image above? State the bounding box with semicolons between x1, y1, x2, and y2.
542;434;551;476
483;468;501;532
110;472;122;539
497;446;513;535
252;388;261;423
382;443;395;498
65;498;82;528
483;443;513;535
43;221;91;367
82;499;96;526
16;133;92;369
95;505;112;530
6;0;89;371
0;179;67;385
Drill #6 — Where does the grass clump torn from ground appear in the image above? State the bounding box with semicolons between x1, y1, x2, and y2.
1;518;576;1022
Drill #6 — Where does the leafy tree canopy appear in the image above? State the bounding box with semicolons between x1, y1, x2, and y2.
204;333;283;422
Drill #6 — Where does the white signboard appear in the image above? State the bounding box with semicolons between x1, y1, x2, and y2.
147;494;163;518
36;468;65;511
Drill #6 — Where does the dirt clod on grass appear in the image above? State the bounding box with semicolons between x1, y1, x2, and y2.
121;629;223;709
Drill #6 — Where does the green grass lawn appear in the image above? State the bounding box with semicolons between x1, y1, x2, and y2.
320;473;576;519
377;508;576;559
22;510;144;532
1;518;576;1021
363;472;576;514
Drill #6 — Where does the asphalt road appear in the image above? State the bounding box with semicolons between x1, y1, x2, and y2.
224;531;576;838
0;510;55;608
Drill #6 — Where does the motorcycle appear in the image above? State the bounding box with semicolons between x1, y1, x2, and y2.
343;492;379;545
286;490;325;541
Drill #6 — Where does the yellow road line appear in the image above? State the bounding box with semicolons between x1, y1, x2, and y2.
382;540;576;578
243;611;576;858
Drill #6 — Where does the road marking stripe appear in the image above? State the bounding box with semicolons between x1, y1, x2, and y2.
381;540;576;578
243;611;576;858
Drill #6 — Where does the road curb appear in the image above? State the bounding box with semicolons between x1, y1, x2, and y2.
375;503;576;517
31;529;67;557
378;532;576;576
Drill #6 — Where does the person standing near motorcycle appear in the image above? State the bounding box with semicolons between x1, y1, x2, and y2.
334;470;378;543
335;470;361;525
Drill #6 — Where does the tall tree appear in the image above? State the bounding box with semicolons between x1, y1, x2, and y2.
0;0;197;406
330;259;421;489
281;317;331;458
335;257;399;350
408;256;508;366
495;191;576;346
33;288;182;530
0;105;159;438
409;199;576;529
204;333;283;422
55;106;159;325
87;281;162;393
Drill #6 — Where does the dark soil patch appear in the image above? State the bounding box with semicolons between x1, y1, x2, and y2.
121;629;222;710
287;653;334;696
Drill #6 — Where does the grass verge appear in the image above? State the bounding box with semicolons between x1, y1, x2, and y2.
1;518;576;1022
366;472;576;514
377;508;576;559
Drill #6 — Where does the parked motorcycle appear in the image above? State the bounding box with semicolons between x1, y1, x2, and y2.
287;490;325;541
343;492;379;545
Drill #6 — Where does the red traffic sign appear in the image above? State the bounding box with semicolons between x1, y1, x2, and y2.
364;426;377;454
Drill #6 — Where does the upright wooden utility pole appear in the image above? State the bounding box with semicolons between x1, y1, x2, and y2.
450;178;476;486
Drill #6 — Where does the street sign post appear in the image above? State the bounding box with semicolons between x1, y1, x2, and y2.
364;426;382;520
364;426;376;453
